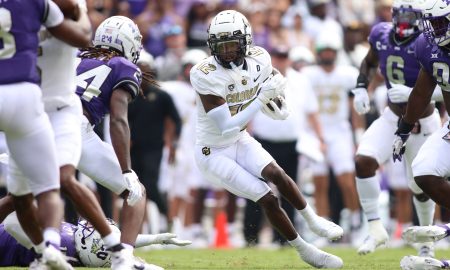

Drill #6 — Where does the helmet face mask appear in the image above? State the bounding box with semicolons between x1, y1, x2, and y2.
423;15;450;46
422;0;450;46
392;7;422;38
209;38;246;66
207;10;252;69
93;16;143;63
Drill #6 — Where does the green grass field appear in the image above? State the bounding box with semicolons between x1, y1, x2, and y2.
134;247;448;269
5;247;448;270
137;247;449;270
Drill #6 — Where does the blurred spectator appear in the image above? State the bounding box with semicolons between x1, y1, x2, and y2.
342;21;370;67
136;0;183;57
303;0;343;41
124;0;147;17
214;0;240;13
289;45;316;72
86;0;114;30
374;0;393;24
186;0;211;49
154;24;188;81
337;0;375;27
245;3;270;49
128;51;182;228
266;9;289;51
284;8;313;50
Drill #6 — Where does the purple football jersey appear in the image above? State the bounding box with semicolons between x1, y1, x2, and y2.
0;0;48;84
0;222;80;267
369;22;420;89
415;34;450;92
76;56;142;125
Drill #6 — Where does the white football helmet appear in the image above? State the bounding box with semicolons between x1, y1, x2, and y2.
207;10;252;68
181;49;208;66
391;0;424;38
422;0;450;46
137;49;155;69
315;31;342;52
93;16;143;63
74;219;121;267
288;46;315;65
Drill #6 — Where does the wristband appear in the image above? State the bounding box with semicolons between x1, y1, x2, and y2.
356;73;369;89
397;118;415;134
122;169;132;174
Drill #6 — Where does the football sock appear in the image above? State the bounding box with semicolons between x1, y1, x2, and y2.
288;234;308;251
33;241;46;254
299;204;316;222
103;232;121;249
43;227;61;247
122;243;134;251
356;175;380;221
413;197;435;226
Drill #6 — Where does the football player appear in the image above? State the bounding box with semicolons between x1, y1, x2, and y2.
391;0;450;268
0;3;150;270
190;10;343;268
0;213;190;268
351;0;441;255
301;32;362;245
73;15;161;270
0;0;92;269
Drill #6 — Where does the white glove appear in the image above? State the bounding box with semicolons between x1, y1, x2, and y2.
261;96;290;120
257;73;287;104
137;233;192;247
388;83;412;103
155;233;192;246
352;87;370;115
0;153;9;165
123;169;143;206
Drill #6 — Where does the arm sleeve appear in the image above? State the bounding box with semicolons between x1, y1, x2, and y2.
43;0;64;28
207;99;264;137
4;213;34;249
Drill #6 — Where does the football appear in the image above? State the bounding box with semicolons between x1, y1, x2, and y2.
53;0;80;20
266;96;282;112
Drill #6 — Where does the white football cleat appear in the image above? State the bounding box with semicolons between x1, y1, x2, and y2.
29;257;49;270
111;249;138;270
357;220;389;255
307;216;344;241
135;256;164;270
112;249;163;270
400;255;449;270
418;242;435;258
403;225;449;243
298;242;343;269
42;245;74;270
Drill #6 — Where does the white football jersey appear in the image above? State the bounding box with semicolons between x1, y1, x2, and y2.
301;65;358;128
190;46;272;147
37;0;86;110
